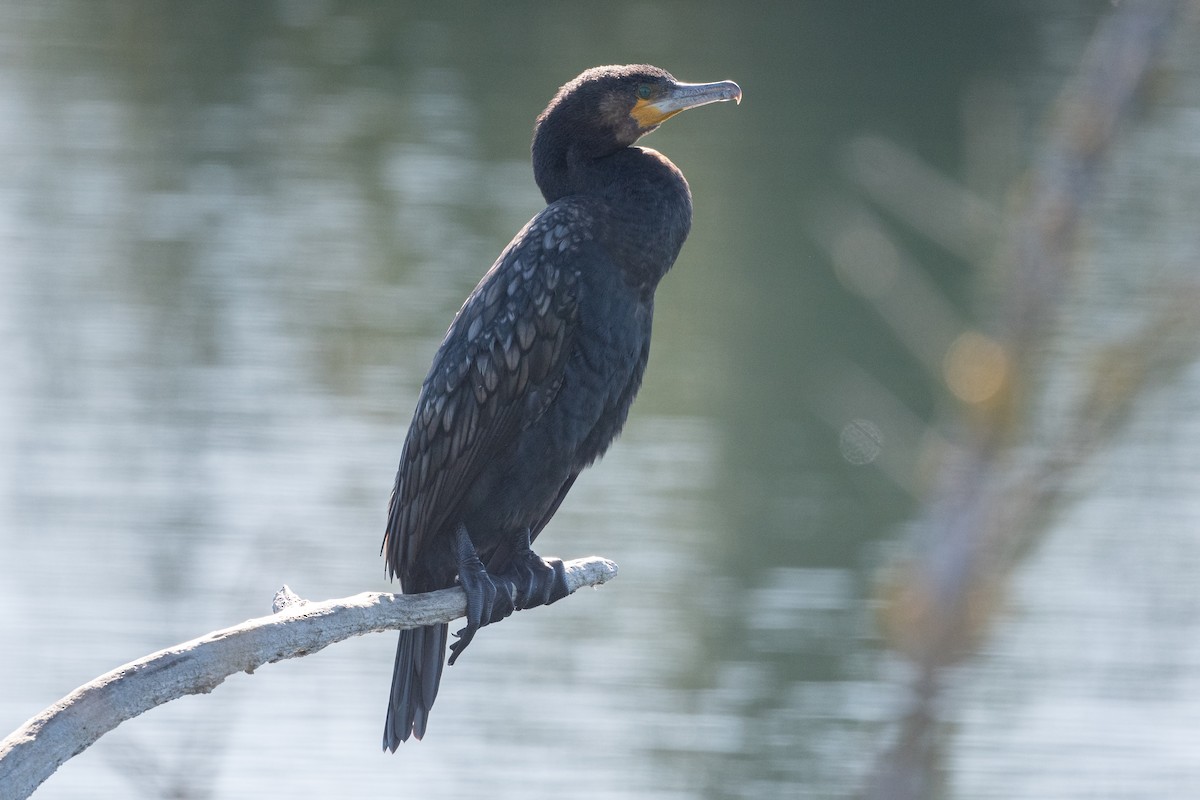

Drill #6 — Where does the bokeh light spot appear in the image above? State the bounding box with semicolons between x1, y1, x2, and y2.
943;331;1010;404
839;418;884;465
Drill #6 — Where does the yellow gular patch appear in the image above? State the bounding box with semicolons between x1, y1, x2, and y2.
630;97;679;129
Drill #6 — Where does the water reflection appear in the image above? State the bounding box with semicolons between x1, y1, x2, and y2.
3;2;1199;799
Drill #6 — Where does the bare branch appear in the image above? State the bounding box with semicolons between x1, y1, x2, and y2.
0;555;618;800
862;2;1184;798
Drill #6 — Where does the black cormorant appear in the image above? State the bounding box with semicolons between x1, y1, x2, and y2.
382;64;741;751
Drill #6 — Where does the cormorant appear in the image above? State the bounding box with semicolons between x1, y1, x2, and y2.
381;64;740;751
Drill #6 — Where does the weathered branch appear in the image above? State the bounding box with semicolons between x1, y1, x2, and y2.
0;556;618;800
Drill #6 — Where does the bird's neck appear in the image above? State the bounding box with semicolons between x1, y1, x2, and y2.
535;145;693;290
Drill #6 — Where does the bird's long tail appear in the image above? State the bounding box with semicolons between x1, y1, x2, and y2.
383;622;448;751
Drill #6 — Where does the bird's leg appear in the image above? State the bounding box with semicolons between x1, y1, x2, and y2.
448;524;514;665
496;527;569;611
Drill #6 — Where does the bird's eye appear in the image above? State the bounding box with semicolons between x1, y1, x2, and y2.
636;84;652;100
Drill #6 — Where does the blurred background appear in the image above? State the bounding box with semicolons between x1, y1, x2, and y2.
2;1;1199;797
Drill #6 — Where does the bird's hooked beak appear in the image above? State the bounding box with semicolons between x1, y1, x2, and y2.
631;79;742;129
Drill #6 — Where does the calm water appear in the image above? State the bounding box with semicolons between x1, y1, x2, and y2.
3;2;1199;798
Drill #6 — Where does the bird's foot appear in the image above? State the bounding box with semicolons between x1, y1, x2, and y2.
448;525;514;665
496;528;570;611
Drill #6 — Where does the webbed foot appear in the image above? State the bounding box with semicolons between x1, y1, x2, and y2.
448;525;514;665
497;527;570;610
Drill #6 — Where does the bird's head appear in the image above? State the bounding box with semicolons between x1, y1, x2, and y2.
534;64;741;174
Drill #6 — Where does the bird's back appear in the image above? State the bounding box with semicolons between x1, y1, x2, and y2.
384;197;630;591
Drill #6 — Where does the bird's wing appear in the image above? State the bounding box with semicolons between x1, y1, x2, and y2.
382;199;597;585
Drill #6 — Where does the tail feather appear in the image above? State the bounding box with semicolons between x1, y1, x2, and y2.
383;623;448;751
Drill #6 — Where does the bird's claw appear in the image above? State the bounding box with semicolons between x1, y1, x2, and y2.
503;553;568;609
497;528;570;610
446;525;569;665
449;526;515;665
